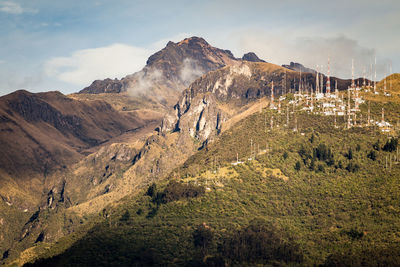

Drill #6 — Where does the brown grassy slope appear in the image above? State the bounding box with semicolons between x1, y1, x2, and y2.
364;73;400;104
0;90;143;181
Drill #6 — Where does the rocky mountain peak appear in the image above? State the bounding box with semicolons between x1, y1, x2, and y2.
177;36;209;47
242;52;266;63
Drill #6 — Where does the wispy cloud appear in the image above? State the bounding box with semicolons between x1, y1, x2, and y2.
0;1;38;14
44;43;151;87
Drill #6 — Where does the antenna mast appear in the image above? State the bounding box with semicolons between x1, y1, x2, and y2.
316;65;319;94
351;59;355;89
374;57;377;93
326;58;331;94
270;81;275;109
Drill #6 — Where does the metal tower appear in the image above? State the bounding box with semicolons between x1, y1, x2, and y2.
326;58;331;94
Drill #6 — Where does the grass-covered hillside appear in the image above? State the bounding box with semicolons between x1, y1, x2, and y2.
15;93;400;266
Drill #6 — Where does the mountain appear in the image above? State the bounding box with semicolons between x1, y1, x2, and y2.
282;61;317;74
78;37;238;107
0;37;384;265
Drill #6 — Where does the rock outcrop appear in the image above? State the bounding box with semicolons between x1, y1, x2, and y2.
242;52;266;62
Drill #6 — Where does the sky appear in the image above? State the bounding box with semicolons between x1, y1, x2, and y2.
0;0;399;96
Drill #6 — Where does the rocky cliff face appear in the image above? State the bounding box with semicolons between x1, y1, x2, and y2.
161;62;283;145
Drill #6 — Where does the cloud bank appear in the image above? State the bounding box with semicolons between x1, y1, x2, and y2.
44;43;151;87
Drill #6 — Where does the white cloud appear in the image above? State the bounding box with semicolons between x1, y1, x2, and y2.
0;1;37;14
179;58;204;86
230;30;388;79
44;43;152;87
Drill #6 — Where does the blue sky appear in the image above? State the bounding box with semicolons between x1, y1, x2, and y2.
0;0;399;95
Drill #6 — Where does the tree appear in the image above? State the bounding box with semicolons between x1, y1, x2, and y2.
346;148;353;160
382;138;398;152
367;150;377;161
295;161;301;171
317;164;325;173
193;223;213;255
146;183;157;197
309;159;315;171
310;133;315;144
119;210;130;222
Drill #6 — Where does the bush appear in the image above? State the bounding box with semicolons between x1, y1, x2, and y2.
345;228;364;240
136;208;143;215
146;206;158;219
373;140;381;151
346;162;359;173
193;223;213;253
309;159;315;171
367;150;377;161
382;138;398;152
